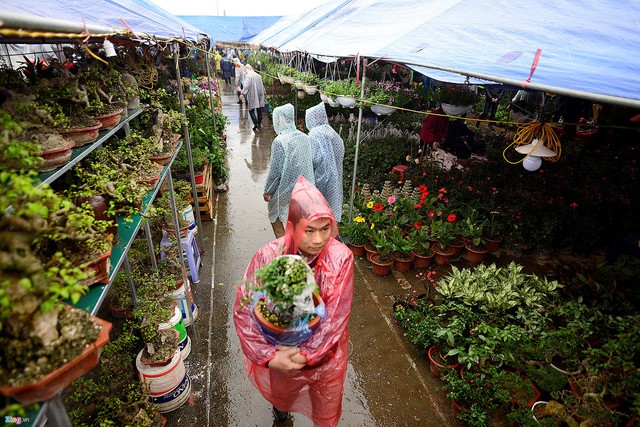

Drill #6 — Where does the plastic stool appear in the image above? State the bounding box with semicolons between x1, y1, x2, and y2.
391;165;408;181
160;229;202;283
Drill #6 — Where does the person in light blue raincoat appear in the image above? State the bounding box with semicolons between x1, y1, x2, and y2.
305;102;345;222
263;104;315;238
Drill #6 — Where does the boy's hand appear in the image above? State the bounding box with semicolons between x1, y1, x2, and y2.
268;346;305;373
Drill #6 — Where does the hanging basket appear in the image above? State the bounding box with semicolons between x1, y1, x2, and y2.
304;85;318;95
441;103;471;116
337;96;357;108
371;105;395;115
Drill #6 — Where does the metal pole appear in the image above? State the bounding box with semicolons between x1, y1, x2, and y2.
167;172;197;336
174;42;205;250
0;11;115;36
143;221;158;270
46;395;72;427
204;48;217;137
348;57;367;223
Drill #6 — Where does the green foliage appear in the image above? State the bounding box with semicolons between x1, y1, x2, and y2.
339;214;369;245
251;256;317;319
437;262;561;314
436;85;481;106
0;110;43;171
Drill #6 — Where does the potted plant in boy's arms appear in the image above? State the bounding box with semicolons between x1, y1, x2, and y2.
239;255;325;346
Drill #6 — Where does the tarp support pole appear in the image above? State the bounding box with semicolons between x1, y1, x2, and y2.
348;57;367;223
400;60;640;109
174;42;205;275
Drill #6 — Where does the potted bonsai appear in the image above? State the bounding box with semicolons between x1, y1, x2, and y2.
0;171;112;405
239;255;325;346
66;321;166;426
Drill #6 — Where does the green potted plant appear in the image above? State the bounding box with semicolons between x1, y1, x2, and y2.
429;219;457;265
339;215;369;256
240;255;323;346
65;321;166;426
387;227;415;272
406;228;434;268
0;171;112;405
369;229;394;275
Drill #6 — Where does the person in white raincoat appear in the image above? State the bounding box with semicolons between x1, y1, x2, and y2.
305;102;345;222
242;65;266;131
263;103;315;238
233;57;245;104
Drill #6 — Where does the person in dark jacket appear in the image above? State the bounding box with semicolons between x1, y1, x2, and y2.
476;86;503;127
442;118;474;160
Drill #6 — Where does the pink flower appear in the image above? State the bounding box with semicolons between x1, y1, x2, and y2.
428;211;435;218
388;196;396;204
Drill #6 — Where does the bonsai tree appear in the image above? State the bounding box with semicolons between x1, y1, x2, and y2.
66;321;165;426
0;172;100;389
133;269;178;365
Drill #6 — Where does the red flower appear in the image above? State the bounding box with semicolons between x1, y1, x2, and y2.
569;202;579;209
419;185;428;193
447;213;457;222
414;222;422;230
414;204;421;209
439;187;447;194
373;203;384;211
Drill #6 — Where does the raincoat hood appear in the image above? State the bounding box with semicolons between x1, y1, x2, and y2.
272;103;296;135
305;102;329;130
283;176;338;256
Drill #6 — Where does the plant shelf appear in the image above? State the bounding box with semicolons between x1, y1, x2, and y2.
72;140;183;316
37;108;144;188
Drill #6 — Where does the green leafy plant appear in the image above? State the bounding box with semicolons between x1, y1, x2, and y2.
339;215;369;245
436;85;481;106
437;262;561;315
243;255;318;327
406;228;433;257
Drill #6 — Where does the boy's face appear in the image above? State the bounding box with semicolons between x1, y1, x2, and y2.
298;218;332;256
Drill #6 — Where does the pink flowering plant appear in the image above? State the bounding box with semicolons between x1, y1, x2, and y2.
365;81;417;107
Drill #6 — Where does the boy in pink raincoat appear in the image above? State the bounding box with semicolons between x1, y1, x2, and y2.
234;176;354;426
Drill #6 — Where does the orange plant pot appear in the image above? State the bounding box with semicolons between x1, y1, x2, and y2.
0;314;112;405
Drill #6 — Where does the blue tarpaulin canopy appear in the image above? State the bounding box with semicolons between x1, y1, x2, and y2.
178;16;282;45
250;0;640;107
0;0;206;40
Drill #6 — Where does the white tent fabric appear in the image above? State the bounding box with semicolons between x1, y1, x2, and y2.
251;0;640;106
0;0;205;40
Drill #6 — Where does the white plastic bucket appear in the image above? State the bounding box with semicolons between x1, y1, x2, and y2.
182;205;197;235
136;348;191;413
172;280;199;327
159;306;190;360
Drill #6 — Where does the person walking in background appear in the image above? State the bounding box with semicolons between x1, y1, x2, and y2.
234;57;246;105
305;102;345;222
220;54;234;85
213;49;222;78
476;85;504;127
234;176;354;427
242;64;266;131
263;104;315;238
